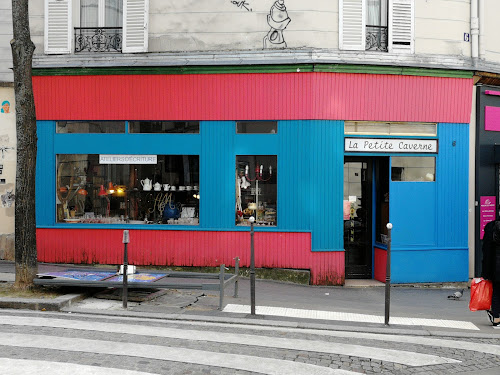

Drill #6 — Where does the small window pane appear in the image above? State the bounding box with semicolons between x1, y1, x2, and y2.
345;121;437;136
56;154;199;225
129;121;200;134
105;0;122;27
236;155;277;226
56;121;125;133
391;157;435;182
236;121;277;134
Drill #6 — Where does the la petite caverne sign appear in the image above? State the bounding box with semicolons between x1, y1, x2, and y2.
345;138;438;153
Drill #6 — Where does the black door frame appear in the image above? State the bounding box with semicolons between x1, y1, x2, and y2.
344;157;373;279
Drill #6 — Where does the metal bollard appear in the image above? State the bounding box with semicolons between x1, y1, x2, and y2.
219;264;225;310
384;223;392;326
122;230;130;309
249;216;256;315
234;256;240;298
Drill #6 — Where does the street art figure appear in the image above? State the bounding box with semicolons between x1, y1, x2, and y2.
1;190;15;208
263;0;291;49
1;101;10;114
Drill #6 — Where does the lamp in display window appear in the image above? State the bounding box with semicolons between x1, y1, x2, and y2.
244;164;273;218
114;185;126;196
107;182;115;194
77;188;88;196
98;184;107;197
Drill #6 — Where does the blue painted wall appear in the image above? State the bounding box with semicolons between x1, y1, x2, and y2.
36;120;344;252
389;123;469;283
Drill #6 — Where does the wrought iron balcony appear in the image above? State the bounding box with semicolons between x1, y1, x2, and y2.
74;27;122;53
365;25;388;52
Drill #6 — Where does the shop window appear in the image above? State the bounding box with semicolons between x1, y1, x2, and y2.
129;121;200;134
56;121;125;133
391;157;435;182
345;121;437;136
56;154;199;225
236;121;277;134
236;155;277;226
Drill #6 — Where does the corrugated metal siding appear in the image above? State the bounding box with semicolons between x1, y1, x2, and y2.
36;121;56;226
390;123;468;250
33;73;473;123
436;123;469;248
388;122;469;283
200;121;234;229
374;247;386;283
279;121;344;251
37;228;344;285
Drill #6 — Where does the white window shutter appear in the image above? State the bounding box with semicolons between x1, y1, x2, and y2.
123;0;149;53
45;0;72;54
339;0;366;51
389;0;414;54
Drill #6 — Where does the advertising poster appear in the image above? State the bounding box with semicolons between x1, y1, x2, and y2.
480;196;496;239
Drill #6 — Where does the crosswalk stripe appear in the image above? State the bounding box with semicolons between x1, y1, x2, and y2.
2;332;356;375
222;304;480;330
0;358;160;375
0;315;460;366
144;318;500;357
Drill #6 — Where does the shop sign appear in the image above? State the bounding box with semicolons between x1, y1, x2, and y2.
480;196;497;239
99;155;157;164
344;138;438;153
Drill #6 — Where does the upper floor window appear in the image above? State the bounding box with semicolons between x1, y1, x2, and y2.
81;0;123;28
45;0;149;55
339;0;414;54
366;0;388;52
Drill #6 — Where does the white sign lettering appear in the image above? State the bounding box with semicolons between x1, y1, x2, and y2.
99;155;157;164
344;138;438;153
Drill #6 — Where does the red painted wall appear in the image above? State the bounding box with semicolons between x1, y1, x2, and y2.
37;229;345;285
33;73;472;123
374;247;387;283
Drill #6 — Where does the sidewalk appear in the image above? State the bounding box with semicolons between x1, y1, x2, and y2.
1;261;498;338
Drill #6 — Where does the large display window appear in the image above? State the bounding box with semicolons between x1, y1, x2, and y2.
236;155;277;226
56;154;199;225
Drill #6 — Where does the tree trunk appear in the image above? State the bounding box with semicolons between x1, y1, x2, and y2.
11;0;37;289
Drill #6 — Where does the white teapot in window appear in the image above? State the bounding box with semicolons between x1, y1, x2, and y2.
141;178;152;191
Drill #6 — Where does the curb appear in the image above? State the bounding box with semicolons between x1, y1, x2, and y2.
0;293;85;311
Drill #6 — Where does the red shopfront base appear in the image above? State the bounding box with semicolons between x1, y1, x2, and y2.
37;229;345;285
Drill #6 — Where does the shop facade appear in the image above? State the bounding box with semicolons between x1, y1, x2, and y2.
33;68;472;285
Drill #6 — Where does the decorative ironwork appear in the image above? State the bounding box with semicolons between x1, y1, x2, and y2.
366;25;388;52
74;27;122;53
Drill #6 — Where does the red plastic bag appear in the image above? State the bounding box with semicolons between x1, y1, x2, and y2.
469;278;493;311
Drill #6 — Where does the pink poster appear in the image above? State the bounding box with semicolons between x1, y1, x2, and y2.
343;200;350;220
480;196;497;239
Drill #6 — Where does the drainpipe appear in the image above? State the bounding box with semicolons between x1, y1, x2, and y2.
471;0;479;67
478;0;485;60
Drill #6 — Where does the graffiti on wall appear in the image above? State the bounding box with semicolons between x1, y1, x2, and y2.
1;190;14;208
1;101;10;113
263;0;291;49
231;1;252;11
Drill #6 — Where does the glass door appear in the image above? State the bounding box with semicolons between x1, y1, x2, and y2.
344;158;373;278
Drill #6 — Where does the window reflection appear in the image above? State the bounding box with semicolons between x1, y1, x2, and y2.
391;157;435;182
236;155;277;226
56;154;199;225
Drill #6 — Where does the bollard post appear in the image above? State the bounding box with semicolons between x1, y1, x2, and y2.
384;223;392;326
219;264;225;310
234;256;239;298
249;216;256;315
122;230;130;309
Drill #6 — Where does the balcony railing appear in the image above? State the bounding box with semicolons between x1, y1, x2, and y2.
366;25;388;52
74;27;122;53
